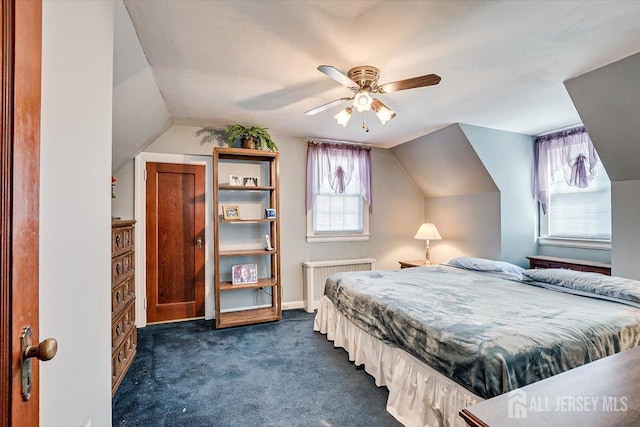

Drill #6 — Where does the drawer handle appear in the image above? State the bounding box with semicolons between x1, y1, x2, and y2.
115;234;121;247
115;263;121;275
116;324;123;336
115;290;122;302
118;351;124;363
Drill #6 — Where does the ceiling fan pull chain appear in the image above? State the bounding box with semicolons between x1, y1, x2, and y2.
362;111;370;133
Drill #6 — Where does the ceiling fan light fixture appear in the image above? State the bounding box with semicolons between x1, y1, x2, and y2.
313;64;440;132
376;107;396;125
353;91;373;112
372;99;396;125
334;107;353;127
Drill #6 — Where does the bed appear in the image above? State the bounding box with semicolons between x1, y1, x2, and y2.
313;258;640;427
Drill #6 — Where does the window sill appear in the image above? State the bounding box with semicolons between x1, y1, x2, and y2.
538;237;611;250
306;233;370;243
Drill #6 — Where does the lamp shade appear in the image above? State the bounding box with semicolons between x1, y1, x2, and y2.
414;223;442;240
334;107;352;127
372;99;396;125
353;91;373;112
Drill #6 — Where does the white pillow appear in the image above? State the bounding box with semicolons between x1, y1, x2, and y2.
446;257;524;279
523;268;640;305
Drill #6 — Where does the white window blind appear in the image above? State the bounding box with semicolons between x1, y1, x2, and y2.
313;166;363;233
545;161;611;240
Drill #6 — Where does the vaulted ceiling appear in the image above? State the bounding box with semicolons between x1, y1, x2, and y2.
114;0;640;169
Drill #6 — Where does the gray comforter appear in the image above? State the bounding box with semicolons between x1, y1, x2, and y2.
324;265;640;399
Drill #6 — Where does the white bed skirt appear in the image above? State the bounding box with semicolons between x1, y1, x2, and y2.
313;296;483;427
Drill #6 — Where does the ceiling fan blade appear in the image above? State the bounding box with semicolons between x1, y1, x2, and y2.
317;65;360;90
305;97;352;115
377;74;441;94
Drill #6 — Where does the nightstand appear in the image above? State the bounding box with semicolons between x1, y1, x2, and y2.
399;260;430;268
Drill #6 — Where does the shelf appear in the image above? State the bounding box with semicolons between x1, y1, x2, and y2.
219;185;275;191
219;278;278;291
221;219;275;224
217;307;281;329
216;147;279;161
219;249;276;257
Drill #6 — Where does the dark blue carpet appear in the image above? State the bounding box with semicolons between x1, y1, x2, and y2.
112;310;402;426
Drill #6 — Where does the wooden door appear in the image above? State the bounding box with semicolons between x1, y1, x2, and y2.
145;163;205;323
1;0;42;425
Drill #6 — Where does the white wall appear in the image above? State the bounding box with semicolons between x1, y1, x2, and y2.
565;52;640;277
538;244;612;264
126;125;425;312
40;2;113;426
112;0;171;172
425;193;502;264
391;124;498;198
565;52;640;183
392;123;539;267
461;124;537;266
612;180;640;279
112;159;134;219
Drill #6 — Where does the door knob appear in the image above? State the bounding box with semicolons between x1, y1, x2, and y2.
24;337;58;361
196;237;203;248
20;326;57;401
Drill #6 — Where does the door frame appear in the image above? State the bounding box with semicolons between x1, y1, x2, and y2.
134;152;213;327
2;0;42;423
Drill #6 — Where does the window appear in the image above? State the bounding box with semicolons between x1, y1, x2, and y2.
306;142;371;242
534;127;611;245
540;161;611;241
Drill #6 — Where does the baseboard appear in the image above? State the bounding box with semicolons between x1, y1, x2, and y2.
220;303;272;314
282;300;304;310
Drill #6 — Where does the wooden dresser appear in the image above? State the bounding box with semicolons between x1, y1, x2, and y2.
111;220;137;395
526;255;611;275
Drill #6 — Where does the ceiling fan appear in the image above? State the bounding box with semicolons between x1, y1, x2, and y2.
305;65;441;131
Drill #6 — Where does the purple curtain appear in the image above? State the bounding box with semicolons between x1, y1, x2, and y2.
306;141;372;213
534;127;600;214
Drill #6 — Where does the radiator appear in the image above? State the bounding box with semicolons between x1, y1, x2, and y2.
302;258;376;313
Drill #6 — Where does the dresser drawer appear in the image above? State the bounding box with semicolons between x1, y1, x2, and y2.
112;325;136;386
112;251;134;285
112;343;126;383
124;324;137;358
112;299;135;350
112;224;135;257
111;274;134;315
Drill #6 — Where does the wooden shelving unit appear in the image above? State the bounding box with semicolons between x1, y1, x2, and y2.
213;147;281;329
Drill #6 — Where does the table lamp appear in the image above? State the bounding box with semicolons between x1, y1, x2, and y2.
414;223;442;265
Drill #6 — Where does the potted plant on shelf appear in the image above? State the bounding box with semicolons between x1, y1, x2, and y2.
224;125;278;151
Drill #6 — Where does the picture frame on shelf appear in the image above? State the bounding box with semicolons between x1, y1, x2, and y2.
222;205;241;220
232;263;258;285
243;176;258;187
265;208;276;219
229;175;243;186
